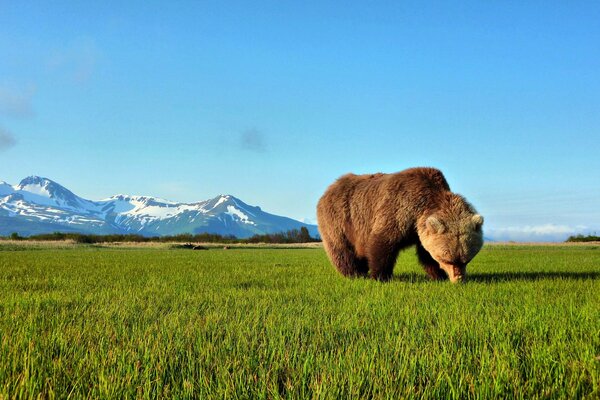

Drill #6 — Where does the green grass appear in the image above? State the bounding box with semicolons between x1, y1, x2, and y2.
0;245;599;399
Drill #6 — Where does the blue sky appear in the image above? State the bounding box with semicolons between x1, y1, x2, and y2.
1;1;599;241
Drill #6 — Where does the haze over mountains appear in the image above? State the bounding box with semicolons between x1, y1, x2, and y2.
0;176;318;238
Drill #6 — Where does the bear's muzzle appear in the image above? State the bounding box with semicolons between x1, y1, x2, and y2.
440;262;467;283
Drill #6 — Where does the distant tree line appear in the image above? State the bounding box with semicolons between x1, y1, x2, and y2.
565;234;600;243
245;227;318;244
4;227;320;244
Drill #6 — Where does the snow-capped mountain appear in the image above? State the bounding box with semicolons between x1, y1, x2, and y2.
0;176;318;238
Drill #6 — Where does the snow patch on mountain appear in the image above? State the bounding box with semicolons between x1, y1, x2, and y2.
225;205;256;225
101;195;206;223
213;195;230;209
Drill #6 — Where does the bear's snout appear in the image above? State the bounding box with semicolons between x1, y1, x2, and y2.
440;262;467;283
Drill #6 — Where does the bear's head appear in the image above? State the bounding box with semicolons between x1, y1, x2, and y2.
417;194;484;283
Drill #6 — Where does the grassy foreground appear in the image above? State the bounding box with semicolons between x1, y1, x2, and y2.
0;244;599;399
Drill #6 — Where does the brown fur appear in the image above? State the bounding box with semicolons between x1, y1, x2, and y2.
316;167;483;282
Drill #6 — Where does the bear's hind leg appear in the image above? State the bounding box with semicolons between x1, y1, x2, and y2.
416;243;448;281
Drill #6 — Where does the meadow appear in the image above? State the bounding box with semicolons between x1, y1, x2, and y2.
0;243;599;399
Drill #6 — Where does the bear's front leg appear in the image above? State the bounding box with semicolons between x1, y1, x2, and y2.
416;243;448;281
366;235;400;281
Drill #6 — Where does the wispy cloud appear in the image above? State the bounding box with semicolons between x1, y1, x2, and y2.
0;127;17;151
47;37;99;84
486;224;592;242
0;83;36;118
240;129;266;152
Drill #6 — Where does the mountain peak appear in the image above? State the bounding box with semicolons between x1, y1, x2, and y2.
0;181;15;196
205;194;240;210
14;176;86;210
16;176;66;194
18;175;54;187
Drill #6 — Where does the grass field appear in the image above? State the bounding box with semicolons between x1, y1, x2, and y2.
0;244;599;399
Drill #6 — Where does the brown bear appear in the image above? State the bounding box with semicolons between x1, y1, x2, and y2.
316;167;483;283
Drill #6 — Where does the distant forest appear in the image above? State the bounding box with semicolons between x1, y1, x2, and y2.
565;234;600;243
4;227;321;244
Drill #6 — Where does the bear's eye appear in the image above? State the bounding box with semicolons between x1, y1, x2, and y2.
441;250;452;261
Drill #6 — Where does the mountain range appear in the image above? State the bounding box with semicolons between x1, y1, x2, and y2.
0;176;318;238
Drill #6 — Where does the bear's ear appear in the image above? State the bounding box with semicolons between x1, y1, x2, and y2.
426;215;445;234
472;214;484;227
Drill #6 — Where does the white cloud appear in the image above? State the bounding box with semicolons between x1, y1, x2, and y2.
499;224;576;234
485;224;593;242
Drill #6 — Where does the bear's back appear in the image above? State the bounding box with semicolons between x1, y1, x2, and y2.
327;168;449;199
317;167;450;229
